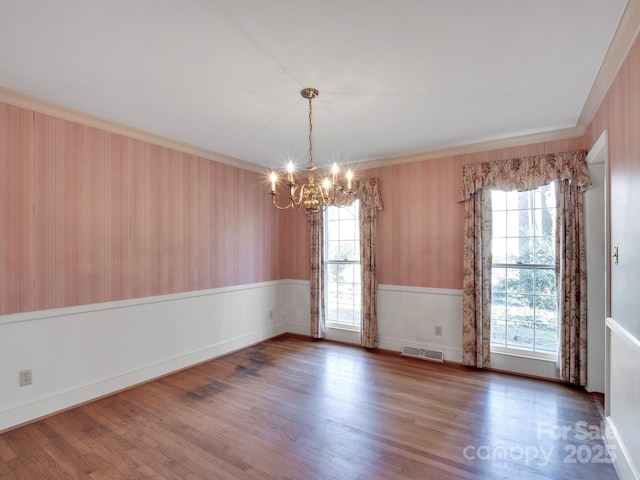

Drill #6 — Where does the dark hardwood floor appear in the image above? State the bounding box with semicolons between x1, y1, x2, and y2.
0;336;618;479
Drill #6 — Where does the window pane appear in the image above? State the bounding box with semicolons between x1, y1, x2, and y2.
506;237;533;264
534;236;554;264
491;292;506;346
492;237;507;263
327;264;339;283
505;190;520;210
492;190;507;210
506;211;521;236
534;296;558;352
492;268;507;293
507;320;534;349
328;221;339;241
493;211;507;237
506;268;534;294
342;240;359;261
535;269;556;296
326;241;338;261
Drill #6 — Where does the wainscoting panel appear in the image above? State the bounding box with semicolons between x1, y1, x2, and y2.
0;281;287;432
377;285;463;361
606;318;640;480
284;281;464;362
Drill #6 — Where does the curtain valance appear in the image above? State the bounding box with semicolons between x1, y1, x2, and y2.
355;178;384;210
457;150;590;202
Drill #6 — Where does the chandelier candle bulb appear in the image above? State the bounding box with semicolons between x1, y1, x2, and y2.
270;172;277;193
287;162;294;184
332;163;339;185
347;170;353;191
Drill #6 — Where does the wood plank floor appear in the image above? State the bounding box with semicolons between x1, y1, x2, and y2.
0;336;618;479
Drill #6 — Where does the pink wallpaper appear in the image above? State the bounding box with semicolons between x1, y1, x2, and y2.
586;31;640;339
0;103;281;315
279;137;586;290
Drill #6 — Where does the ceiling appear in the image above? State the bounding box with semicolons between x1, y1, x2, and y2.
0;0;634;171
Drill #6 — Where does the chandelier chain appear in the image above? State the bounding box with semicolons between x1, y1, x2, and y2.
308;96;313;170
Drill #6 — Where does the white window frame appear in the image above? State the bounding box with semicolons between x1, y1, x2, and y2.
490;186;558;361
323;201;361;332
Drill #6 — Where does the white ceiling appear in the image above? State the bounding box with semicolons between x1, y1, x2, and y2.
0;0;632;170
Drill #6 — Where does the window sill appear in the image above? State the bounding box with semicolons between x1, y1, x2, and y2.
327;324;361;333
491;346;556;362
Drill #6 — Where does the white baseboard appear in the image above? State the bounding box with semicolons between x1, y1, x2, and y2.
606;415;640;480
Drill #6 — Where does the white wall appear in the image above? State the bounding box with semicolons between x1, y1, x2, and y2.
0;281;287;432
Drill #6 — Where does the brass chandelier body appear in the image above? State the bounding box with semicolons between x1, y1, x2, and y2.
269;88;354;213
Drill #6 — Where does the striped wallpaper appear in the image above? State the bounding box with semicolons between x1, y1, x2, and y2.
0;103;281;315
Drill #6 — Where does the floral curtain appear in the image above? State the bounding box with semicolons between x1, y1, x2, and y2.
462;190;493;367
458;151;590;380
556;180;588;385
307;178;383;346
356;178;384;348
308;210;325;339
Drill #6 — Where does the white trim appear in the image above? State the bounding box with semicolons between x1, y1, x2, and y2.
278;279;310;287
586;129;609;165
578;0;640;133
490;345;556;362
377;284;463;296
606;415;640;480
354;127;584;170
606;317;640;351
326;323;360;332
0;280;285;326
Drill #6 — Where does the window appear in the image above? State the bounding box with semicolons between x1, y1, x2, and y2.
324;200;361;330
490;184;558;356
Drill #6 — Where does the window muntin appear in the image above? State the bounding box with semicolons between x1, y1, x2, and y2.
324;201;361;329
490;185;558;355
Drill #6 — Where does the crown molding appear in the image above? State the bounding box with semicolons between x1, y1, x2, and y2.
577;0;640;132
352;126;585;171
0;87;264;174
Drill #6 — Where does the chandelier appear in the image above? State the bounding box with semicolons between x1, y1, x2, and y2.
269;88;354;213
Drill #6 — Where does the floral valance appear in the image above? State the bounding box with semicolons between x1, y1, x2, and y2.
355;178;384;210
457;150;591;202
333;177;384;210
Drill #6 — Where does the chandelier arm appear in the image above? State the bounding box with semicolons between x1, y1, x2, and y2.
317;185;332;208
271;194;294;210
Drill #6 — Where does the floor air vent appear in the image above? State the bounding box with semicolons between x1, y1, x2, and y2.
401;345;444;363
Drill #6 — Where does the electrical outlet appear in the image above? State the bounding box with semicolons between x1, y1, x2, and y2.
20;369;32;387
434;325;443;336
